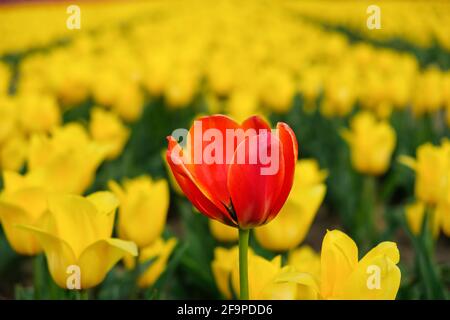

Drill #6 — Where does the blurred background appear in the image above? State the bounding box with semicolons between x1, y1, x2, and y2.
0;0;449;300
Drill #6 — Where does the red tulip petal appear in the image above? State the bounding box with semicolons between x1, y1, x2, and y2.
185;115;241;206
241;115;271;133
166;136;236;226
267;122;298;221
227;131;286;228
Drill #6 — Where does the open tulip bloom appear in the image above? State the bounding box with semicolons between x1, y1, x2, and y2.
166;114;298;299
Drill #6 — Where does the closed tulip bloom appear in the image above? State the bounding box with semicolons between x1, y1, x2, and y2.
212;246;316;300
166;114;298;229
18;93;61;134
109;176;169;248
124;237;177;288
400;140;450;205
89;107;130;160
112;81;144;122
209;219;238;243
341;111;396;175
318;230;401;299
0;171;47;255
255;160;327;251
20;192;138;289
27;123;106;194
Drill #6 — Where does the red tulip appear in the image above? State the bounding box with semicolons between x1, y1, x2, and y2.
166;115;298;229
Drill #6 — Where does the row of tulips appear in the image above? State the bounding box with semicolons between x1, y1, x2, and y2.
289;0;450;52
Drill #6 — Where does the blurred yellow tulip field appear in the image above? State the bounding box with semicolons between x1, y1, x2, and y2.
0;0;449;301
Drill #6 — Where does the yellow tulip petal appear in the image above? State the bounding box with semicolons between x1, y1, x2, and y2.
273;267;320;300
78;238;138;289
2;171;27;192
108;180;126;202
18;224;76;288
86;191;119;239
398;155;417;170
320;230;358;298
361;242;400;265
288;245;321;278
259;281;298;300
232;254;282;299
0;202;42;255
338;254;401;300
2;187;47;221
405;201;425;235
211;247;240;299
138;238;177;288
47;194;100;258
406;202;440;238
438;201;450;237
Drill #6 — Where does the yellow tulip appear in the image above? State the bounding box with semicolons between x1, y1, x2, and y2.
124;237;177;288
259;67;295;113
400;140;450;205
109;176;169;248
111;81;144;122
209;219;238;243
412;67;444;116
212;246;317;300
89;107;130;160
0;171;47;255
18;93;61;134
226;90;260;124
319;230;401;300
341;111;396;175
165;67;198;108
19;192;137;289
26;123;106;194
255;160;327;251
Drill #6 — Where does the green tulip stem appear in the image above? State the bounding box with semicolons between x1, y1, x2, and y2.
33;254;44;299
357;175;377;247
238;228;250;300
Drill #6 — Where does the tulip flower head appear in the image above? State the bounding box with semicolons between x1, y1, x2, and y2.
20;192;138;289
317;230;401;299
0;171;47;255
166;114;298;229
341;111;396;175
400;140;450;206
109;176;170;248
89;107;130;160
